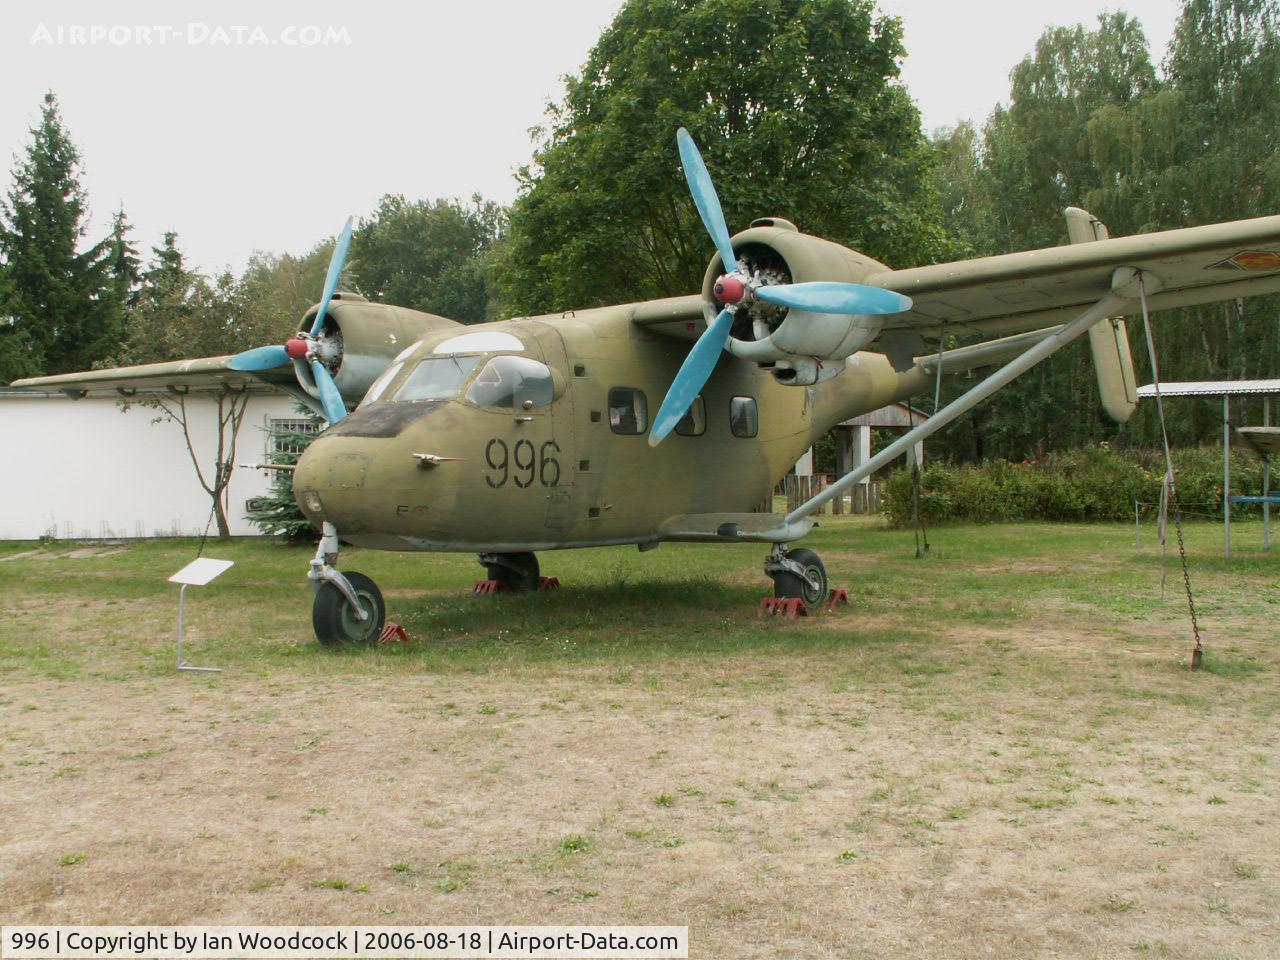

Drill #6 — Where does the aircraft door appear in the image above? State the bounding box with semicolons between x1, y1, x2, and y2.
462;325;577;539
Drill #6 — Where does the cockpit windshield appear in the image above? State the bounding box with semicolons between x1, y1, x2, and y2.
392;355;482;402
465;355;554;409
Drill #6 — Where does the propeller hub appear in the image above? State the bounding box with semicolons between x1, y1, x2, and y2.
285;338;310;360
713;274;746;306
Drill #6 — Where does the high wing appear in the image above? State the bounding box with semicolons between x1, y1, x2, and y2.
10;355;302;400
628;216;1280;345
869;214;1280;338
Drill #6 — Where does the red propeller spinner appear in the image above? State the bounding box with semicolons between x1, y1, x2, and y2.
713;274;746;306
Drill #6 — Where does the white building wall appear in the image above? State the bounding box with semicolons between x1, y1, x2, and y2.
0;393;305;540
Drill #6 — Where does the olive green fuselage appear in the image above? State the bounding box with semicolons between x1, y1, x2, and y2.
292;303;927;553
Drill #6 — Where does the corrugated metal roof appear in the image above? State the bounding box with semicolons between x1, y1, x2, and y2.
1136;379;1280;398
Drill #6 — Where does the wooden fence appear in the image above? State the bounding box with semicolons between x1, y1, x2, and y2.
763;476;882;515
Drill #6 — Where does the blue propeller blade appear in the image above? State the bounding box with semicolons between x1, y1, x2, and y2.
677;128;737;274
755;281;913;316
311;359;347;424
310;216;354;337
227;344;290;372
648;307;735;447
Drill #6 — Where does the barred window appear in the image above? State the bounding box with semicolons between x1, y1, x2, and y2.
270;418;323;456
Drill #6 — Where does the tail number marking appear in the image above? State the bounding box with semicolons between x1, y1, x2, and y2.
485;439;559;489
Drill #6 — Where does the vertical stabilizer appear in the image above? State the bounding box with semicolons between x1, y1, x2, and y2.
1066;207;1138;422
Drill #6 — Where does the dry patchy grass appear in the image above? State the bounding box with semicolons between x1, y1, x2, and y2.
0;519;1277;958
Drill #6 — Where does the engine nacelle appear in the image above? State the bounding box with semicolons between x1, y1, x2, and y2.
700;219;891;376
294;294;461;404
771;356;846;386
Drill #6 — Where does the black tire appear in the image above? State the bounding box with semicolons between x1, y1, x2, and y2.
313;571;385;646
485;552;540;592
772;548;828;612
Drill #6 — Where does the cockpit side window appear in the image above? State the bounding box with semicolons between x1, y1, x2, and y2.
392;355;482;402
465;355;554;409
361;361;404;405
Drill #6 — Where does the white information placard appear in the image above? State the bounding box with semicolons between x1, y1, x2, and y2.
168;557;234;586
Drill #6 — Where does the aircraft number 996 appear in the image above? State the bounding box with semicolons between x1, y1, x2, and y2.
485;438;560;489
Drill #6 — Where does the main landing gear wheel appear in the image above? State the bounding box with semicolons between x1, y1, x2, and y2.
313;571;385;646
771;548;828;613
483;552;540;592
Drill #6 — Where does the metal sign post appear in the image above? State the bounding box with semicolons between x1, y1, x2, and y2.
169;557;234;673
1265;397;1272;551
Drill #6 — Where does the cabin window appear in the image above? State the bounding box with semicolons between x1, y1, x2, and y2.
674;395;706;437
393;355;481;402
466;355;554;409
729;396;758;438
608;387;648;435
362;361;404;405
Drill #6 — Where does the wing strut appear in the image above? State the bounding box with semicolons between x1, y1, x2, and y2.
785;269;1156;525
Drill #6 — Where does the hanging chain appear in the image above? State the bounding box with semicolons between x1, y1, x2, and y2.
1138;279;1203;666
195;499;217;559
907;401;930;557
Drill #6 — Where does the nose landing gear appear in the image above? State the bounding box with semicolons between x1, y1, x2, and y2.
308;521;386;645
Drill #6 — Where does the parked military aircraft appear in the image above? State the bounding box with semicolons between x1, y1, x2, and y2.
15;129;1280;644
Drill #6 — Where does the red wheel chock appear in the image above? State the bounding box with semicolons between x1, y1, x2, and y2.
758;597;808;619
473;578;559;595
826;588;849;613
756;589;849;619
377;622;409;645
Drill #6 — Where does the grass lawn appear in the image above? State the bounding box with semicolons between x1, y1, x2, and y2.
0;517;1276;958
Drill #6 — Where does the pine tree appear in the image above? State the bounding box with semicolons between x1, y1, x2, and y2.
0;92;121;376
0;268;38;382
245;406;324;540
106;207;141;310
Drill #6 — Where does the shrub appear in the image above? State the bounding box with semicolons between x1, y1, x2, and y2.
883;444;1265;527
245;404;324;541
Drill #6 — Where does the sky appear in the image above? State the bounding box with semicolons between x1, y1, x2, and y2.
0;0;1183;277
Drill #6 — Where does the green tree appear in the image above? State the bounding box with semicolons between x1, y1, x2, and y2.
929;121;987;258
245;405;324;541
0;92;121;377
350;194;503;322
923;1;1280;461
1088;0;1280;446
237;239;336;343
115;233;257;540
926;14;1160;460
496;0;955;315
0;269;38;382
106;207;141;310
995;13;1156;249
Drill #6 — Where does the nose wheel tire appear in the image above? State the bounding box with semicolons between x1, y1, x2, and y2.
313;571;385;645
483;552;540;592
771;548;828;613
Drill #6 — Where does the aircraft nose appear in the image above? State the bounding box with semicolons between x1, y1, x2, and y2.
292;436;330;525
292;432;374;528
